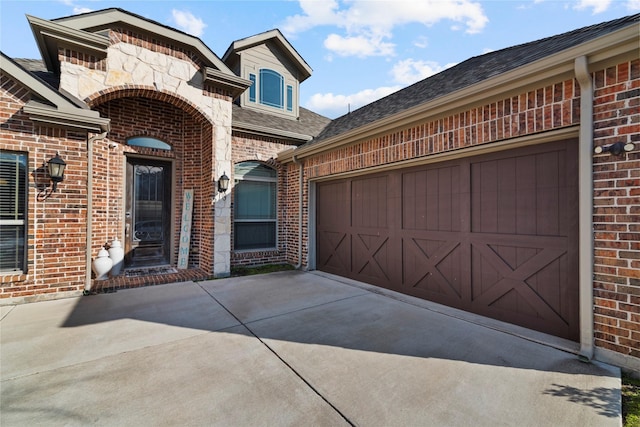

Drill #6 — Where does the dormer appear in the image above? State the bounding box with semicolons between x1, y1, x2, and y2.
223;29;312;120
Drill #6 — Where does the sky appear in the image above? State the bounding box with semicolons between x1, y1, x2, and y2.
1;0;639;119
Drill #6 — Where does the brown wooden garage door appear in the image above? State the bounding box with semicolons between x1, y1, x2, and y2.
316;140;579;340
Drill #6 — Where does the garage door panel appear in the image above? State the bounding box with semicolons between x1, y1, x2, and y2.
403;166;461;232
352;233;393;284
402;237;464;301
317;231;350;275
316;140;578;340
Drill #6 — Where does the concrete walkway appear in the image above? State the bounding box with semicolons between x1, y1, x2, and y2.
1;271;620;426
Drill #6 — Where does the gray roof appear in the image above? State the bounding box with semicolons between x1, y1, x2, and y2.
308;13;640;146
232;104;331;141
12;58;60;91
12;58;330;141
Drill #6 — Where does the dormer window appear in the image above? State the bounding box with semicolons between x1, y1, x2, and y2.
248;68;292;111
260;69;284;109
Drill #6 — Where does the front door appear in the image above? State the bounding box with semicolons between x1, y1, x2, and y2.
125;158;172;268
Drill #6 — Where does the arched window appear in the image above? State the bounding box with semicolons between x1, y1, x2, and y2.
234;162;276;250
127;137;172;150
259;69;284;109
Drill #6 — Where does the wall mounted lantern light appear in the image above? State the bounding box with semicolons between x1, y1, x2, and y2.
47;153;66;192
594;141;635;156
217;172;230;193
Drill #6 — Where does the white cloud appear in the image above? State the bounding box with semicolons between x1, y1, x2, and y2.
574;0;612;13
170;10;207;37
413;36;429;49
306;85;401;116
73;7;93;14
390;59;454;85
324;33;395;57
627;0;640;10
282;0;488;58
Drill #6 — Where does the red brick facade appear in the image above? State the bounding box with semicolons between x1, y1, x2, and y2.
1;11;638;370
1;74;90;298
288;59;640;362
592;60;640;359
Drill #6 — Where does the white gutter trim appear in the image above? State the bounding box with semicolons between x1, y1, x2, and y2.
574;55;595;361
292;155;303;269
280;24;637;163
84;131;109;293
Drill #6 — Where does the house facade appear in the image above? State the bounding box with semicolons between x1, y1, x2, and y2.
0;9;638;372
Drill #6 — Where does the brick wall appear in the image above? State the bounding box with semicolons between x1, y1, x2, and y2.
230;132;298;267
93;92;215;273
592;59;640;359
292;59;639;361
1;74;89;300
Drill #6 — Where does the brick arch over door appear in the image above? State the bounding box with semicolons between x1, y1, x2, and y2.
86;86;213;126
90;89;217;274
316;139;579;341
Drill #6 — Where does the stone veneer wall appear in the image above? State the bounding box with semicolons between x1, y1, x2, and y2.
59;32;234;277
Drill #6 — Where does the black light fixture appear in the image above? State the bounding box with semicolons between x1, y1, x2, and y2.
47;152;66;192
217;172;229;193
594;142;635;156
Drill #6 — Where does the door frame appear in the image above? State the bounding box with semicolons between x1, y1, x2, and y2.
123;155;176;268
309;128;586;349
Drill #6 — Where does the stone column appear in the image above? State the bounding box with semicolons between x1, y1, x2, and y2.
212;99;232;278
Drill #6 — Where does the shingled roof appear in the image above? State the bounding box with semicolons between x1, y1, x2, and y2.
232;104;331;142
308;13;639;146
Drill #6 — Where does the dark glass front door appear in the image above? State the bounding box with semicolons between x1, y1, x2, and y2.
125;158;172;268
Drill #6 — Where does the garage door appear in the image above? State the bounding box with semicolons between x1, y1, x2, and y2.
316;140;579;340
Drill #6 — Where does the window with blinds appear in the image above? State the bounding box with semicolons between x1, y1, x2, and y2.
0;151;27;272
233;162;277;250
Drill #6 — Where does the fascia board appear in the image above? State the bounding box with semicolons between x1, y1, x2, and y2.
288;25;639;161
1;53;87;111
224;30;312;81
27;15;109;72
52;9;235;75
233;121;312;143
203;67;252;99
24;101;110;132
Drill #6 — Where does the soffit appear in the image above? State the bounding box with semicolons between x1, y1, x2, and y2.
29;8;235;76
1;52;110;132
223;29;312;82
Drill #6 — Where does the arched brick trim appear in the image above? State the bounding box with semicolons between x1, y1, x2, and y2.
85;85;212;125
233;158;282;172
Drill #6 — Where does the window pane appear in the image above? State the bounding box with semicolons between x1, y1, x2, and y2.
235;161;277;180
234;181;275;220
127;137;171;150
0;151;27;272
234;222;276;250
260;69;283;108
0;152;27;221
287;85;293;112
249;74;256;102
0;224;25;271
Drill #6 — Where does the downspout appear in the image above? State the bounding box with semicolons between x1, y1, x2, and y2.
84;130;109;294
574;55;594;361
292;155;303;269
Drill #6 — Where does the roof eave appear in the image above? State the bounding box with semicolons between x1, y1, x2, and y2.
203;67;252;99
233;121;313;143
27;15;109;73
34;9;236;76
280;24;639;163
223;30;312;81
24;101;111;133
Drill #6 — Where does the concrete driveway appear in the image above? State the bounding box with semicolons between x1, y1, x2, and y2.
1;271;620;426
